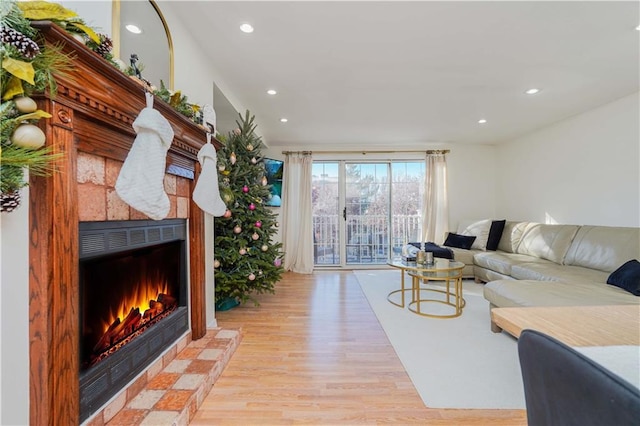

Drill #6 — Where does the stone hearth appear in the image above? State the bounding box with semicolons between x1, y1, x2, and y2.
85;328;241;426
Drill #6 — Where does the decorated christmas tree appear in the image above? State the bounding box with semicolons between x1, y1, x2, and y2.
214;111;284;309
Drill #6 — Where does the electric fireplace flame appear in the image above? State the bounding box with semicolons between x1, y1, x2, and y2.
94;279;176;351
103;278;170;333
80;240;183;370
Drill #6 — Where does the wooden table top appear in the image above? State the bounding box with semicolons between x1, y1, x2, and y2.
491;304;640;347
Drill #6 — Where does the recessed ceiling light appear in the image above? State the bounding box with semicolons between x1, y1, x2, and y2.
267;89;277;95
525;88;541;95
125;24;142;34
280;118;288;123
636;24;640;31
240;23;254;33
478;119;487;124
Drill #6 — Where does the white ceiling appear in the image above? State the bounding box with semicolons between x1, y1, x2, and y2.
167;1;639;148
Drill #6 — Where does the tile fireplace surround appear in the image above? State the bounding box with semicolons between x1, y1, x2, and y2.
28;22;230;424
76;152;192;222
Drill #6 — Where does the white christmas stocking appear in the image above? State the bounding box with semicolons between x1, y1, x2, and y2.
116;93;174;220
193;134;227;216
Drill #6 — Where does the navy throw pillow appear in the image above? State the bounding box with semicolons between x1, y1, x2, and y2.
607;259;640;296
486;219;506;251
443;233;476;250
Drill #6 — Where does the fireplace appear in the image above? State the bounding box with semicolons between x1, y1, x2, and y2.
29;23;218;425
78;219;189;422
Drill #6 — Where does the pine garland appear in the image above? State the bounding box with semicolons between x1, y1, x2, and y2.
153;80;199;120
0;0;71;202
0;26;40;59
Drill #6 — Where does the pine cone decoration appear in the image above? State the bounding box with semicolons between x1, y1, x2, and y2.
0;190;22;213
0;27;40;60
94;34;113;58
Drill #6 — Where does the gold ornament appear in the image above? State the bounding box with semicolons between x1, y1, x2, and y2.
218;164;226;172
261;245;268;252
261;176;268;186
230;152;237;165
14;96;38;113
233;225;242;234
247;144;254;151
214;259;220;268
11;124;46;149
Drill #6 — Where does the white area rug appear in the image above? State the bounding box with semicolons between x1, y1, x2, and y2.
354;269;526;409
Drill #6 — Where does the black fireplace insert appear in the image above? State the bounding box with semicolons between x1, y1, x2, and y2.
78;219;189;422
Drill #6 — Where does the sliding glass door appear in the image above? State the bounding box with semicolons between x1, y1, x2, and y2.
312;160;424;267
345;163;389;264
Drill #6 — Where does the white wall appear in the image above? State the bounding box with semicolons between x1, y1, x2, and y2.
59;1;113;36
446;144;498;230
0;186;30;425
496;92;640;227
158;2;245;112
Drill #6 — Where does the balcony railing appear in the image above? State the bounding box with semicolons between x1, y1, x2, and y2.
313;214;422;265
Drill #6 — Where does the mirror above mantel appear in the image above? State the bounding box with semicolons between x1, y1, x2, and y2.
112;0;173;90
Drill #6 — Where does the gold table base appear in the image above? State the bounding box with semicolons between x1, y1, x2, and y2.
387;260;465;316
408;267;465;318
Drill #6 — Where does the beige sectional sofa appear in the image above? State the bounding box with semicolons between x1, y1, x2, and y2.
447;221;640;316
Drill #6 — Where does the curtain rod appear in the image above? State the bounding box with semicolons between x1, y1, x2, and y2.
281;149;450;155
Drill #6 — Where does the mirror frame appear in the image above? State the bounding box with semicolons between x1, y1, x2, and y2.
112;0;174;90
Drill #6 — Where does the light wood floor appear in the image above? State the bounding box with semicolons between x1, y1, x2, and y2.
191;271;527;425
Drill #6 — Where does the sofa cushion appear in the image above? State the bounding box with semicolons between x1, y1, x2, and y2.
564;226;640;273
511;262;609;284
458;219;492;251
474;266;513;283
607;260;640;296
516;224;580;264
443;233;476;250
448;246;481;267
486;220;506;251
474;251;540;276
484;279;640;309
497;221;530;253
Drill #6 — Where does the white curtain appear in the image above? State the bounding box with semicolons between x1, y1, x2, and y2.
282;152;314;273
421;152;449;244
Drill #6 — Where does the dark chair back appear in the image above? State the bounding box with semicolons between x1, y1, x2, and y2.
518;329;640;426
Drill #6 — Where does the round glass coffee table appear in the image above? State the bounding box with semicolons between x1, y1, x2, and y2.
407;259;465;318
387;259;462;308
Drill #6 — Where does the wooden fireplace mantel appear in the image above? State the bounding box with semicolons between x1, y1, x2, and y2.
28;22;219;425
